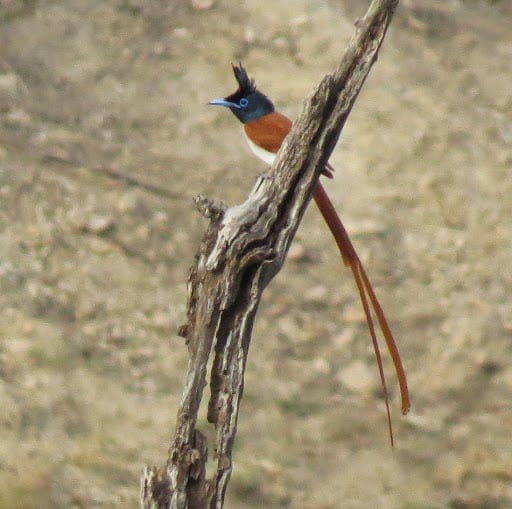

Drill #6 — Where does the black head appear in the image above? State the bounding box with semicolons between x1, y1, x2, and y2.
209;63;275;124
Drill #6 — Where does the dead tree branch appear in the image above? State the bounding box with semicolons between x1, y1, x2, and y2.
141;0;399;507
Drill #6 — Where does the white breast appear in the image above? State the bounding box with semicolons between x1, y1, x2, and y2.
245;133;277;166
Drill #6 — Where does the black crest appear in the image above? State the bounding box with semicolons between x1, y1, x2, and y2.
231;63;257;96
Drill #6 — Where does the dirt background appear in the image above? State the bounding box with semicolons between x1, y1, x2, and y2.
1;0;511;508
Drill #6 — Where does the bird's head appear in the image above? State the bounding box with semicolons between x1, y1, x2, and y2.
209;63;275;123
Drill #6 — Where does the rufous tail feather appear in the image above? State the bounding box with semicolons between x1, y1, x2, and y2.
313;181;410;446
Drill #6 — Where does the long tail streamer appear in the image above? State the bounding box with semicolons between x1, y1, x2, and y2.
313;181;410;446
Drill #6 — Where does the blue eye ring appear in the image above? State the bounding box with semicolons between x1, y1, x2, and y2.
239;98;249;108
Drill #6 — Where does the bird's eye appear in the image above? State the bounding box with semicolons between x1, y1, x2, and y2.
239;98;249;108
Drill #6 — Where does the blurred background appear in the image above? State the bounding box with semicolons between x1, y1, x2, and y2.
0;0;511;507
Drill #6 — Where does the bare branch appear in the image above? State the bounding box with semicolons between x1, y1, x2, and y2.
141;1;399;507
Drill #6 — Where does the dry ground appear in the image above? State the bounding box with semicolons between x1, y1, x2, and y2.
1;0;511;508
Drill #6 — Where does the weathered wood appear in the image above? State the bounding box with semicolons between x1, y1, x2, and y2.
141;1;399;507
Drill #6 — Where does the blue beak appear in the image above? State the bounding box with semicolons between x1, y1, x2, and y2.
208;98;240;109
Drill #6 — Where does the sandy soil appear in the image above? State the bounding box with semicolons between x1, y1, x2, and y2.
1;0;511;507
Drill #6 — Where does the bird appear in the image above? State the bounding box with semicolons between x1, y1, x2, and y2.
209;63;410;445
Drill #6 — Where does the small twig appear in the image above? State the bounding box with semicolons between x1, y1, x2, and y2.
141;1;399;507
